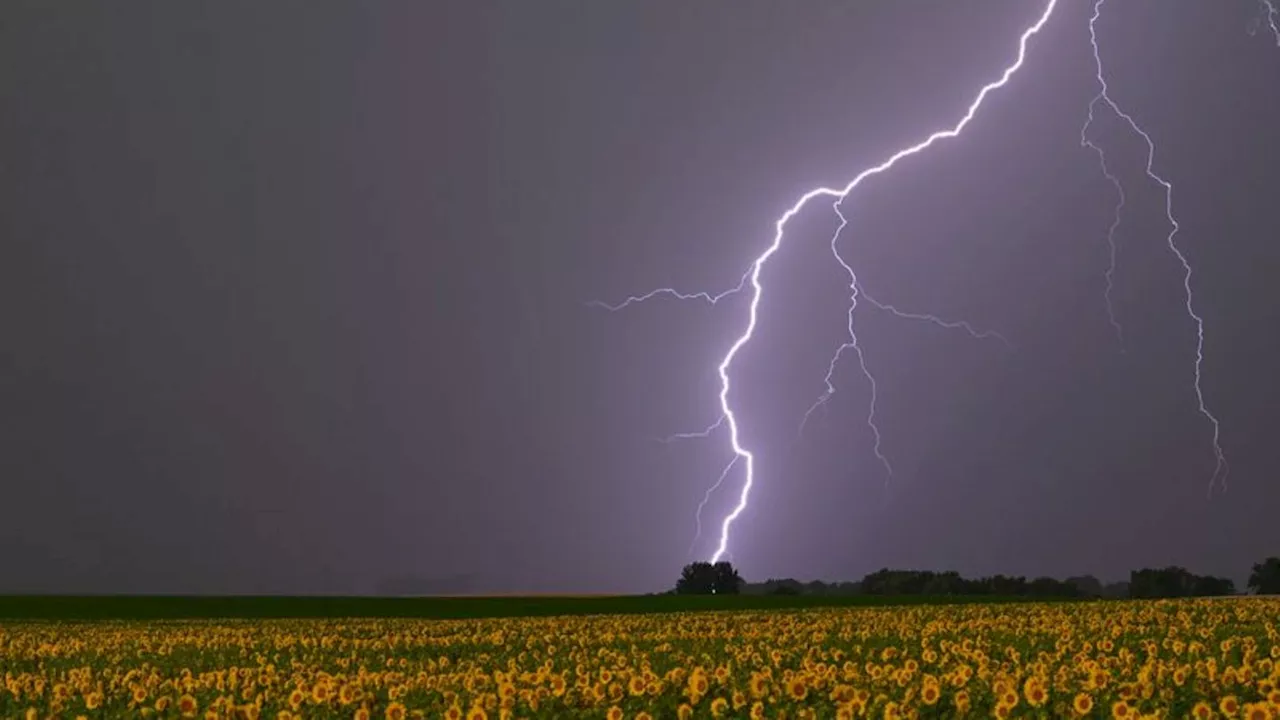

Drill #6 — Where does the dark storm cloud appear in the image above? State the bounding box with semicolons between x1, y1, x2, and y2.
1;1;1276;594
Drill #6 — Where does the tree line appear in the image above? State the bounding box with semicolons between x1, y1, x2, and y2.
672;557;1280;599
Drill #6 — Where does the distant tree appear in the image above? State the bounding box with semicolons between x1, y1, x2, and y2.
1065;575;1104;598
835;581;862;595
986;575;1030;596
675;561;742;595
804;580;830;596
712;561;743;595
1130;567;1195;598
751;578;800;595
1249;557;1280;595
676;562;717;595
1028;576;1079;597
861;569;914;595
922;571;966;596
1129;566;1233;598
1191;575;1235;597
1101;581;1130;599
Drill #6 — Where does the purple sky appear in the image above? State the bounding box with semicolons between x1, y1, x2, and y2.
2;0;1278;594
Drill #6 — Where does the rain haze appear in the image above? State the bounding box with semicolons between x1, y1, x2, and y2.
2;0;1278;595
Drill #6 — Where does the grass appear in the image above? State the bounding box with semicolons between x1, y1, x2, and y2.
0;592;1082;621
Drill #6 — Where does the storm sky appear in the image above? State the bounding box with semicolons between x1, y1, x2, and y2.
2;1;1278;594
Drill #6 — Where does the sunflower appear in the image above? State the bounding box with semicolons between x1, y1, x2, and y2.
1221;696;1241;718
1023;678;1048;708
1243;703;1273;720
385;702;406;720
1073;692;1094;715
179;693;199;717
954;689;971;714
921;683;940;705
787;677;808;701
465;706;486;720
606;708;623;720
710;697;729;717
691;675;709;695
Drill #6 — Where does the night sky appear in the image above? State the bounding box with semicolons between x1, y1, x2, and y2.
2;1;1278;595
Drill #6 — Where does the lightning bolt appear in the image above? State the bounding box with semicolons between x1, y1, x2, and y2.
584;270;750;312
854;285;1014;349
595;0;1060;564
798;206;1012;458
1251;0;1280;44
654;415;725;445
797;203;892;484
1080;93;1127;347
688;456;739;558
796;195;1014;481
1086;0;1229;496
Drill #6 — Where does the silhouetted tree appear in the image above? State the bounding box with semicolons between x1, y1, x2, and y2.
1028;576;1079;597
1130;566;1233;598
1065;575;1104;598
920;571;962;595
986;574;1029;596
1192;575;1235;597
712;561;743;594
675;561;742;595
676;562;716;595
1249;557;1280;595
804;580;830;596
1101;581;1129;599
1130;567;1189;598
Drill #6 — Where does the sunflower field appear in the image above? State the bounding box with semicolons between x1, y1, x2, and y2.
2;597;1279;719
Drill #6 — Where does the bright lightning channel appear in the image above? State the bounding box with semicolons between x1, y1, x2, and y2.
1085;0;1229;496
688;456;739;558
1252;0;1280;44
595;0;1061;564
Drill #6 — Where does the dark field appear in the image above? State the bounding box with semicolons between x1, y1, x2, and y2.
0;592;1077;620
